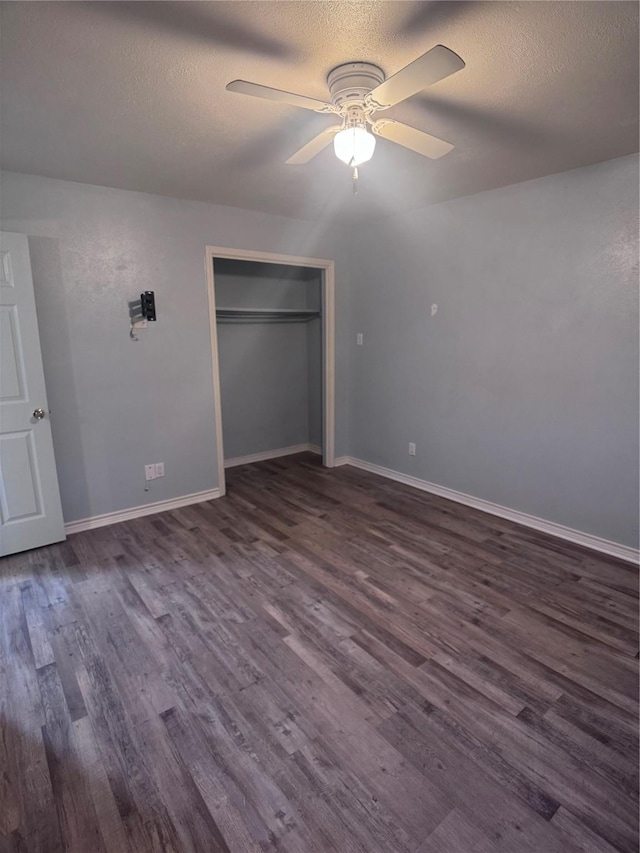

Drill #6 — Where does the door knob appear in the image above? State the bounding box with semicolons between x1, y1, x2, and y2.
33;408;47;420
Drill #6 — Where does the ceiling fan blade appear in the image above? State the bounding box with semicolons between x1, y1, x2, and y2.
285;126;342;165
91;4;295;60
367;45;465;109
372;119;454;159
226;80;334;113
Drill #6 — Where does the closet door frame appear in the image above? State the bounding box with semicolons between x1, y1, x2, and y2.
205;246;335;497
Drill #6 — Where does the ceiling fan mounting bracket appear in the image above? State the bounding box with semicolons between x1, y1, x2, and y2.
327;62;385;110
370;118;391;135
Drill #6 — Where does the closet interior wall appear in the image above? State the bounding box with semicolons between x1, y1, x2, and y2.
214;259;322;462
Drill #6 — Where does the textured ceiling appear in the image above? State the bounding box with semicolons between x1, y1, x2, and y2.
1;1;638;221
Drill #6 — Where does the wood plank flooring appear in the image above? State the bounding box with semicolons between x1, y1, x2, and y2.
1;453;638;853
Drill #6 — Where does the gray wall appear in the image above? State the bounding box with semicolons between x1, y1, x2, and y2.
213;260;322;459
307;318;323;449
2;157;636;548
305;271;323;450
0;171;348;523
348;155;639;547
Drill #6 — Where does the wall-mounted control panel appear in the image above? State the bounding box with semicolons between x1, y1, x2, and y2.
141;291;157;321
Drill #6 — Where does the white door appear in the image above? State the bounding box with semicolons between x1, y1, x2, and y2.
0;232;65;556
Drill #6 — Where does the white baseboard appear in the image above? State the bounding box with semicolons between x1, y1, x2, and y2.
224;443;321;468
67;445;323;534
64;453;637;564
338;456;639;565
64;488;221;535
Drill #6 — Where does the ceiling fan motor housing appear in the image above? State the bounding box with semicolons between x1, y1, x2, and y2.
327;62;385;111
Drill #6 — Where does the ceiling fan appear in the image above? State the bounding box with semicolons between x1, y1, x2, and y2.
226;45;465;170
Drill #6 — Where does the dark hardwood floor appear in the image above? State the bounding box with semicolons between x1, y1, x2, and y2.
1;453;638;853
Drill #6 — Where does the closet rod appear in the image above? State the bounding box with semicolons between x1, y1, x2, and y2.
216;307;320;324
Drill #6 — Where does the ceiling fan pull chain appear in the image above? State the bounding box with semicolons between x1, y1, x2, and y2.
352;166;359;195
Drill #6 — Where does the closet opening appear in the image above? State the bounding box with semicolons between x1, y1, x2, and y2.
205;247;335;497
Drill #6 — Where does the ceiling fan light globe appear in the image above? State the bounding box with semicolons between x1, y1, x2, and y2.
333;127;375;166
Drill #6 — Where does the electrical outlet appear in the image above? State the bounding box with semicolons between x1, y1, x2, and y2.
431;304;438;317
408;442;416;456
357;333;364;346
145;464;156;481
155;462;165;478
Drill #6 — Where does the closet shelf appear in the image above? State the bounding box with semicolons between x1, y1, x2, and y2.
216;307;320;324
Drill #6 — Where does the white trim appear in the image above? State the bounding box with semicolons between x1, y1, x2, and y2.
205;246;336;497
337;457;639;564
321;261;336;467
64;488;221;535
224;443;321;468
205;250;227;497
63;456;637;563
